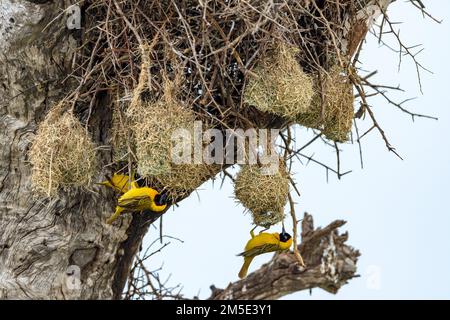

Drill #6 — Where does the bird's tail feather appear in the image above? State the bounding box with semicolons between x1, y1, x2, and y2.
238;257;254;279
106;207;123;224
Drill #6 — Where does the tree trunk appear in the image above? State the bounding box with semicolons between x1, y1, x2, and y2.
0;0;391;300
0;0;132;299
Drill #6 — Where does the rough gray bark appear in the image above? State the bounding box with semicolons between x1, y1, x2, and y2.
209;213;359;300
0;0;132;299
0;0;390;300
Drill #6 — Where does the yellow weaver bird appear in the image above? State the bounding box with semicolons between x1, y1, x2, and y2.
97;173;138;194
238;227;292;279
106;187;168;224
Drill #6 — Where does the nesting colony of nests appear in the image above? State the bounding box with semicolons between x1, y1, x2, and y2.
244;43;314;121
79;1;361;137
234;162;290;228
67;1;369;205
296;65;355;142
29;103;97;197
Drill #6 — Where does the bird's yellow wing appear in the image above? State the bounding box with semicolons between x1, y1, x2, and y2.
98;174;137;193
237;243;281;257
117;195;151;210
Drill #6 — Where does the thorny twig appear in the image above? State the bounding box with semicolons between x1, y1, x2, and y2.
288;193;306;267
125;236;184;300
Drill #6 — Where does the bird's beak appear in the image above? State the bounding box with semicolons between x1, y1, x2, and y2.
282;226;286;234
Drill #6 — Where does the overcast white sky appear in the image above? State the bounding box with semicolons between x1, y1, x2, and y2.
143;1;450;300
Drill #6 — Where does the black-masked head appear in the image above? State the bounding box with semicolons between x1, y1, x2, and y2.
154;193;169;206
280;227;292;242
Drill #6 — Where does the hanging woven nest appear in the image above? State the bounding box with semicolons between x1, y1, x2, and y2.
127;46;196;177
122;44;220;199
131;94;196;177
296;65;355;142
29;103;97;197
234;162;289;228
244;42;314;120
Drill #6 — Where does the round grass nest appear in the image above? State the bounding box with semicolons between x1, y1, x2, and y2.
29;103;97;197
116;45;221;200
234;162;289;228
244;42;314;120
296;65;355;142
131;95;196;177
127;50;196;177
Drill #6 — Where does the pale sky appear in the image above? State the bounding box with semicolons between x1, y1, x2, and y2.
143;1;450;300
